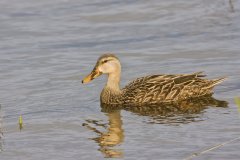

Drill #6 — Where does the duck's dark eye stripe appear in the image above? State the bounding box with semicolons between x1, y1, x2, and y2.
103;60;109;63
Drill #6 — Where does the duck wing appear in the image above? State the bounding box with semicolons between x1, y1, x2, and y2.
122;72;225;104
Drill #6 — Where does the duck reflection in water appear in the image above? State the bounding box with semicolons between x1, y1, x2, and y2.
102;96;228;124
83;110;124;158
83;96;227;158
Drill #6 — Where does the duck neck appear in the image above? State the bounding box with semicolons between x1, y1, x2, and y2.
106;71;121;93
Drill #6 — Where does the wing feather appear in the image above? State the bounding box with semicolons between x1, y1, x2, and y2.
122;72;218;104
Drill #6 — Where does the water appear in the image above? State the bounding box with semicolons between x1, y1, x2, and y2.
0;0;240;159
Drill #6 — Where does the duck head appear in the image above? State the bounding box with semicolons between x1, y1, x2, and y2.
82;54;121;84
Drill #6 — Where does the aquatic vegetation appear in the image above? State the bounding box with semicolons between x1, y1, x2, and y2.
185;136;240;160
234;97;240;113
184;97;240;159
18;115;23;130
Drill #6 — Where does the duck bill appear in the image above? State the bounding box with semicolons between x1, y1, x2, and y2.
82;68;102;84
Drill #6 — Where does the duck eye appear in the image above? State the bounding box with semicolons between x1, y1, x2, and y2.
102;60;108;63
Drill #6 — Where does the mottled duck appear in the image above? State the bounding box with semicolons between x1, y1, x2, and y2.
82;54;226;105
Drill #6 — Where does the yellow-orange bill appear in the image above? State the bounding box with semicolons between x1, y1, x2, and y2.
82;69;102;84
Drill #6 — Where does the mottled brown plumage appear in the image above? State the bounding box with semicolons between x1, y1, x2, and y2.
122;73;225;105
82;54;226;105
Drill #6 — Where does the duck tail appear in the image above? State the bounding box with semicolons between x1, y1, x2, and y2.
207;77;227;89
212;77;227;85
